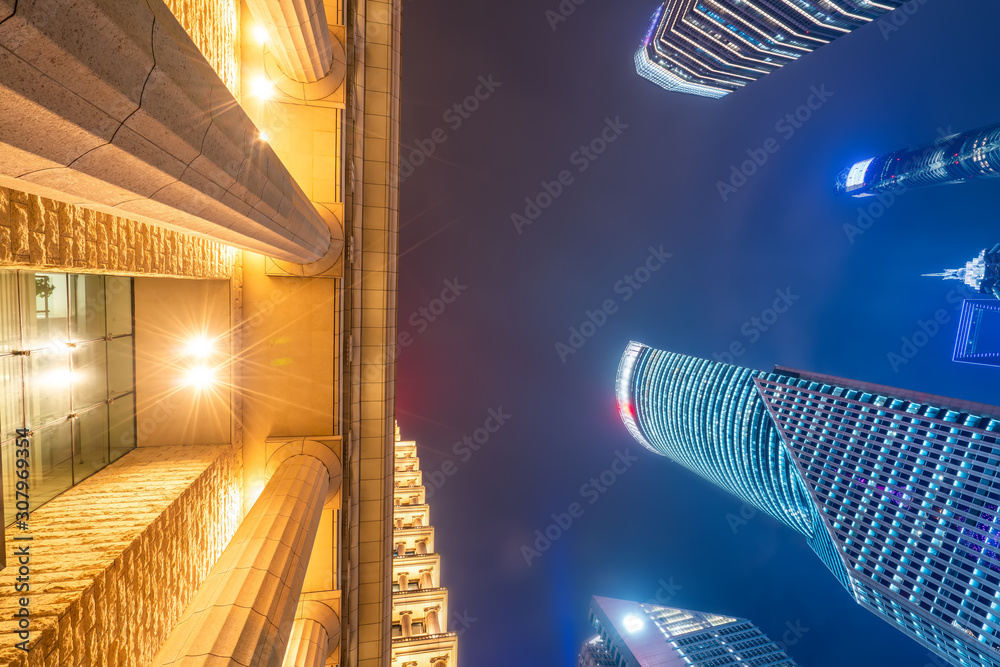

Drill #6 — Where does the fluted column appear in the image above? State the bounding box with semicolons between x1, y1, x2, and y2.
153;455;331;667
246;0;333;82
0;0;332;263
281;598;341;667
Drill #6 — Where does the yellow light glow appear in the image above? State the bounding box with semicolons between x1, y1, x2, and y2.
252;24;269;45
259;131;269;142
184;336;215;358
184;365;216;390
251;75;275;100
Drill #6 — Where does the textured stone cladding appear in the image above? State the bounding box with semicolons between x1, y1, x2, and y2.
0;188;237;279
0;445;243;666
162;0;241;98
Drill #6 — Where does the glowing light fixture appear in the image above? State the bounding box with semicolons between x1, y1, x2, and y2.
252;24;269;45
251;75;275;100
259;131;269;142
184;365;216;390
184;336;215;359
623;615;644;634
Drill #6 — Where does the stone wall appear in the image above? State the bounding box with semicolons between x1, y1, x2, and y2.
0;188;237;279
0;445;243;666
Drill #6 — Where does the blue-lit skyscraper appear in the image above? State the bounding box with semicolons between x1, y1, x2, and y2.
635;1;905;98
837;123;1000;197
580;596;798;666
926;244;1000;301
617;341;1000;667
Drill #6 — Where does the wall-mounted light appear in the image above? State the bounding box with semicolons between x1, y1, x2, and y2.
251;75;275;101
252;24;269;45
623;615;644;634
184;336;215;359
184;365;216;390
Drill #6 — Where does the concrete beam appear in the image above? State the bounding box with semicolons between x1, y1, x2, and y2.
246;0;334;83
0;0;331;263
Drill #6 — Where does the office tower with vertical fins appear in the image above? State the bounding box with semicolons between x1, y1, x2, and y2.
617;341;1000;667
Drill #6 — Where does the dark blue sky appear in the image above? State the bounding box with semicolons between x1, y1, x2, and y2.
396;2;1000;665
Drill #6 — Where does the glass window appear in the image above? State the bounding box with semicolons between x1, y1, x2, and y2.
1;270;136;525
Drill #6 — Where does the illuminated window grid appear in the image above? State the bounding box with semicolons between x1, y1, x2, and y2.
756;378;1000;665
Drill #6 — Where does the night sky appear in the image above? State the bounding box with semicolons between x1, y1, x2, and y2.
395;2;1000;665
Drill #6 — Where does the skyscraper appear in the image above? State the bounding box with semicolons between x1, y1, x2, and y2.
635;0;904;98
579;596;799;666
391;427;461;666
836;122;1000;197
954;300;1000;369
617;341;1000;667
926;244;1000;301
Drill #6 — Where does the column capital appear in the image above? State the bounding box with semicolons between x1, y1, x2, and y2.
266;436;343;503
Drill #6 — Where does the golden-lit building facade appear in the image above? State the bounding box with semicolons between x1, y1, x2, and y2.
0;0;400;665
391;428;460;667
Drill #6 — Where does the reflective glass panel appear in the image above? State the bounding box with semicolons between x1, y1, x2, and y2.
105;276;133;336
21;272;68;350
26;419;73;510
70;274;106;342
25;346;71;429
72;340;108;408
0;271;20;354
75;406;109;483
0;355;23;443
109;393;135;463
108;336;135;398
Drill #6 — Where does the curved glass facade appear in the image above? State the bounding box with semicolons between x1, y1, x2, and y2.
636;0;905;98
616;341;815;537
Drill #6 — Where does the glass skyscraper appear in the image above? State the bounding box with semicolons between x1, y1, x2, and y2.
836;122;1000;197
617;341;1000;667
635;0;905;98
926;244;1000;301
580;596;799;666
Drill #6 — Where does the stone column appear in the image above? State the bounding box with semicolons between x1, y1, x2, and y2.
419;569;433;590
245;0;333;82
424;606;441;635
416;539;428;555
153;455;333;666
0;0;331;263
397;572;409;590
412;515;422;527
399;610;413;638
281;597;341;667
395;541;406;557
